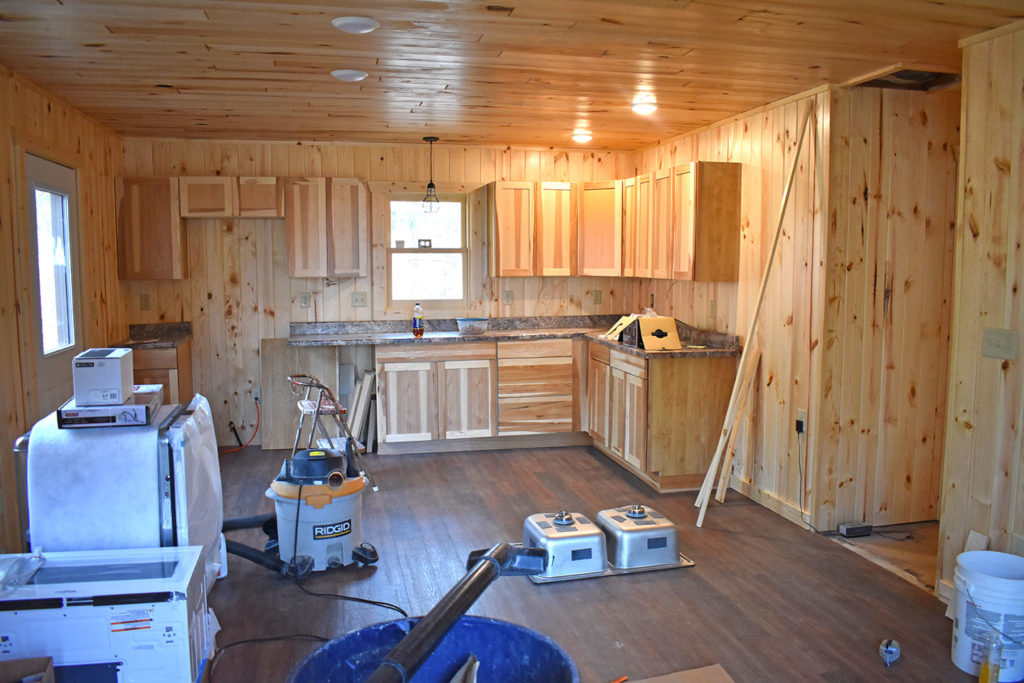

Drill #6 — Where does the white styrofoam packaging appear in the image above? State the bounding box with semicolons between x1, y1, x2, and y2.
72;347;133;405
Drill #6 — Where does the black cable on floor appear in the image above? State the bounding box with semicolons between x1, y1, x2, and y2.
208;633;327;683
293;577;409;617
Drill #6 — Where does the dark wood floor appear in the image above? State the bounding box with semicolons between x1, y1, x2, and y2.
209;445;969;682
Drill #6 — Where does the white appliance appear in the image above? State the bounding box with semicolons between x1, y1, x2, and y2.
0;546;207;683
25;395;225;589
72;348;134;405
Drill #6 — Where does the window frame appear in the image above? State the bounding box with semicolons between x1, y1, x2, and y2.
385;192;471;314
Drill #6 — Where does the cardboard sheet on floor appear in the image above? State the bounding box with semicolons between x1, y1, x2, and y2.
631;664;735;683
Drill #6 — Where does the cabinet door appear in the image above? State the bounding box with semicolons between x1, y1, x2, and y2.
607;367;627;458
440;360;496;438
692;161;742;282
116;177;188;280
535;182;577;276
238;177;284;217
587;359;611;447
491;181;535;276
578;181;622;276
651;168;673;279
671;164;695;280
621;177;637;277
622;373;648;471
634;173;652;278
285;177;328;277
329;178;369;278
179;176;238;217
377;361;437;442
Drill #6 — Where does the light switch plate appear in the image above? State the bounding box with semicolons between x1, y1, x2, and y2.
983;328;1017;360
593;289;602;305
351;291;368;307
139;292;151;311
299;292;311;308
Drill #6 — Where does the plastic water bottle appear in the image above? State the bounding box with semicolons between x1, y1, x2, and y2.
412;303;424;338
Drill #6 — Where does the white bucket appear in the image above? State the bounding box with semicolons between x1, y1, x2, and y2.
952;550;1024;680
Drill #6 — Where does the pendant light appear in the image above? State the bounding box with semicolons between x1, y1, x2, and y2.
422;136;440;214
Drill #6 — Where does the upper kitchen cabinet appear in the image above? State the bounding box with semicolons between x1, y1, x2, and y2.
116;177;188;280
578;180;622;276
490;181;535;277
328;178;369;278
621;177;637;278
633;173;652;278
535;182;577;276
178;176;237;217
285;177;328;277
651;168;673;280
237;177;284;218
672;161;741;282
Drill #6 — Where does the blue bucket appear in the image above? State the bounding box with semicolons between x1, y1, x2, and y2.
288;615;579;682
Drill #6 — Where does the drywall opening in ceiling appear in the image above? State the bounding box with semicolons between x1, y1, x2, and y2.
857;69;961;92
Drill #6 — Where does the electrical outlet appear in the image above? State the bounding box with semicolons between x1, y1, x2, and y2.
710;299;716;321
299;292;311;308
139;293;151;311
593;289;602;305
983;328;1017;360
252;388;261;403
796;409;807;434
503;290;513;306
351;291;368;307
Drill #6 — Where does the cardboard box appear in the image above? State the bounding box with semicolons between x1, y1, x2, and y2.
57;384;163;428
631;664;735;683
0;656;55;683
72;348;133;405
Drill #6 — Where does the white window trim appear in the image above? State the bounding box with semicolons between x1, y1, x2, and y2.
385;193;471;315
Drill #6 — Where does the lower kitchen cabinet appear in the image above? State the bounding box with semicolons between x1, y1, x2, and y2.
497;339;574;434
132;339;193;405
587;341;734;492
375;343;496;444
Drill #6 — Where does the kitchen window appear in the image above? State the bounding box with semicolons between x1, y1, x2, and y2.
387;195;468;309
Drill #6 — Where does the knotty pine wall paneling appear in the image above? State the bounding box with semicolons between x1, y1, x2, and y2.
120;140;637;445
937;21;1024;602
0;66;124;551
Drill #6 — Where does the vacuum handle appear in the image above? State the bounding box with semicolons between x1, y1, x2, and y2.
366;543;546;683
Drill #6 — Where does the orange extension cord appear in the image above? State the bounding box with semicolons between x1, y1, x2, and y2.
219;397;260;455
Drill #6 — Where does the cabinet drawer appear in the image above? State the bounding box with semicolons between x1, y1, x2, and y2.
375;342;496;362
498;396;572;434
610;348;647;379
588;341;611;365
497;338;572;358
133;347;177;370
497;357;573;397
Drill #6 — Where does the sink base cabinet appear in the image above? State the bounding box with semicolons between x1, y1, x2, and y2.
586;341;735;492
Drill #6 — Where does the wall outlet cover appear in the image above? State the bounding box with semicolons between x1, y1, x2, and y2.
593;290;602;305
351;291;368;307
299;292;311;308
983;328;1017;360
503;290;513;306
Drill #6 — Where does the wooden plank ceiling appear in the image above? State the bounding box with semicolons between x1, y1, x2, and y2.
0;1;1019;149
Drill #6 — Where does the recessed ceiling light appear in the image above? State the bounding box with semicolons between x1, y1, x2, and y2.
571;129;593;143
331;69;368;82
632;92;658;115
331;16;380;34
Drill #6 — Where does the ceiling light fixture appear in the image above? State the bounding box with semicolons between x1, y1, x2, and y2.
422;136;440;214
632;92;658;115
330;16;380;34
331;69;368;82
571;129;593;144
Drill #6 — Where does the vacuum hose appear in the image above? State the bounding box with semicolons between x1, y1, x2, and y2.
224;539;286;574
365;542;546;683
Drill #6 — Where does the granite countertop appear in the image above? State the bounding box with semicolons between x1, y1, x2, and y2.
116;322;192;349
288;315;740;358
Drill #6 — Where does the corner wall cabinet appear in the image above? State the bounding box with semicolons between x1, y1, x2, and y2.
586;341;736;491
673;161;742;282
116;177;188;280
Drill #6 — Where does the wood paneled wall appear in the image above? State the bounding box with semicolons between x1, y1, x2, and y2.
938;20;1024;600
638;89;831;524
814;87;959;530
637;84;959;531
120;139;639;444
0;65;124;551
